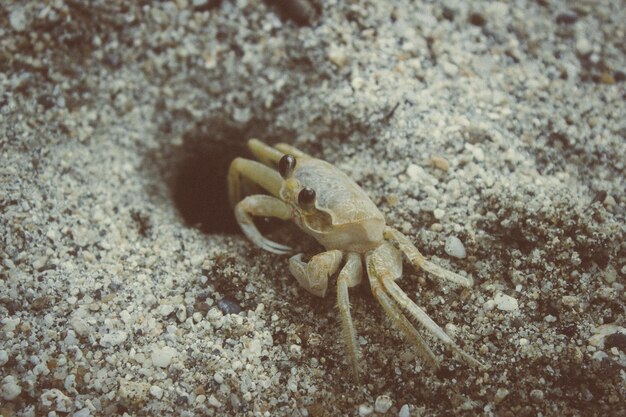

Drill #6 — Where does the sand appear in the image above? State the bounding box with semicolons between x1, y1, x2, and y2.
1;0;624;416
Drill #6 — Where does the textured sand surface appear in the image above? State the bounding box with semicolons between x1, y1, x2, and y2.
1;1;625;416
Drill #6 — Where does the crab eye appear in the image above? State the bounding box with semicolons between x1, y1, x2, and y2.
298;187;316;209
278;154;296;178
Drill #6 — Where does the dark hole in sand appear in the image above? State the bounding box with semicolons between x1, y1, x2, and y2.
167;122;247;234
173;146;241;234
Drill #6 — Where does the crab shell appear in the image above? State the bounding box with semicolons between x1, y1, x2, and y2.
280;156;386;253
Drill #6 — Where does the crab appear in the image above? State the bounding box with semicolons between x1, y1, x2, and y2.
228;139;482;380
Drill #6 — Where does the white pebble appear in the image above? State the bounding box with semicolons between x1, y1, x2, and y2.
159;304;175;316
40;388;72;413
358;403;374;417
444;236;466;259
406;164;423;181
374;395;393;413
398;404;410;417
149;385;163;399
530;389;544;402
0;350;8;366
71;316;90;337
328;45;348;67
9;8;27;32
493;293;518;312
99;330;127;347
433;208;445;219
442;61;459;76
575;37;592;55
208;394;223;408
1;375;22;400
73;407;92;417
151;346;178;368
544;315;557;323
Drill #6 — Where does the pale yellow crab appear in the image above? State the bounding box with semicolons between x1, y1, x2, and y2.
228;139;481;380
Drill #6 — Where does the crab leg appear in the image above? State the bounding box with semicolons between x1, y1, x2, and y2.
274;142;310;158
384;227;473;287
235;195;292;254
366;243;439;369
228;157;283;207
288;250;342;297
336;252;363;381
248;138;285;167
381;276;483;368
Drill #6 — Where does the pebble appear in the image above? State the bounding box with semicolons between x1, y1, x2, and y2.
71;316;91;337
561;295;579;307
442;61;459;77
588;324;626;349
1;375;21;401
575;37;592;55
444;236;466;259
406;164;422;181
375;395;393;413
9;7;27;32
328;45;348;67
217;298;242;315
0;350;8;366
430;155;450;171
159;304;175;316
73;408;92;417
150;385;164;399
99;330;127;347
493;293;519;312
40;388;72;413
358;403;374;416
530;389;544;402
494;388;509;403
152;346;178;368
208;394;223;408
398;404;410;417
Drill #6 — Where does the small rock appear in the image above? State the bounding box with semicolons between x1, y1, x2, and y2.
118;379;150;407
73;407;92;417
430;155;450;171
40;389;73;413
358;403;374;417
374;395;393;413
483;300;496;311
208;394;223;408
1;375;21;401
530;389;544;402
159;304;175;316
149;385;163;399
71;316;90;337
398;404;410;417
588;324;626;349
406;164;422;181
9;8;28;32
151;346;178;368
441;61;459;77
494;388;509;403
575;37;592;55
217;298;241;315
0;350;8;366
433;208;445;220
328;45;348;67
99;330;127;347
493;293;518;312
445;236;466;259
561;295;579;307
544;314;557;323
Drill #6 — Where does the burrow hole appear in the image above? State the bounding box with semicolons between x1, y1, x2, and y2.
155;119;293;235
